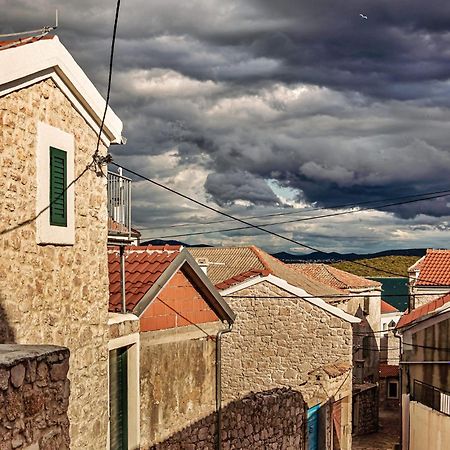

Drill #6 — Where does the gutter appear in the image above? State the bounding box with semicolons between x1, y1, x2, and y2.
215;321;233;450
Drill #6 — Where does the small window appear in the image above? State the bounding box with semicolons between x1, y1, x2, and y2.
388;380;399;399
49;147;67;227
363;296;370;314
388;320;396;329
383;323;388;331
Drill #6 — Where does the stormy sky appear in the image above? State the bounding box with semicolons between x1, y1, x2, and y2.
2;0;450;254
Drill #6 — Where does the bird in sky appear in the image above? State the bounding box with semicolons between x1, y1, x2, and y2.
360;13;368;19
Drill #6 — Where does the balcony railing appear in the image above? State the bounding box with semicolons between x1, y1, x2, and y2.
413;380;450;416
107;169;132;242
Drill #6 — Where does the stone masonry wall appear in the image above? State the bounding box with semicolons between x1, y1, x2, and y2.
221;281;353;407
140;327;218;448
149;388;306;450
0;80;111;449
352;384;379;435
0;345;70;450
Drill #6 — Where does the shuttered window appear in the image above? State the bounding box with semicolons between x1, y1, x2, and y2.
49;147;67;226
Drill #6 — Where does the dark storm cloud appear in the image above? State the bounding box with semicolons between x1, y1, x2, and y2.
205;171;281;206
2;0;450;251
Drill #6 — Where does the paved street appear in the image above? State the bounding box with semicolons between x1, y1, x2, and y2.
352;409;400;450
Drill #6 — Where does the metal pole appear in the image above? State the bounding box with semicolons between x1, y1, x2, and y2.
120;245;126;313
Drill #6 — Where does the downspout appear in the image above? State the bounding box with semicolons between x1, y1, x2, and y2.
394;331;403;450
120;245;126;313
215;321;233;450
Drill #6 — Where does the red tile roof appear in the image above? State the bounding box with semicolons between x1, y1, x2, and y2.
0;34;55;50
381;300;399;314
290;263;381;291
379;364;399;378
108;246;181;312
396;292;450;329
215;269;271;290
411;249;450;286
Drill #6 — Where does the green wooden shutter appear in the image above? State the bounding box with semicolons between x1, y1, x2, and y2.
49;147;67;227
109;347;128;450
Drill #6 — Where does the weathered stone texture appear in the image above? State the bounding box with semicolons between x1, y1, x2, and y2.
140;329;217;448
108;316;140;340
352;384;379;435
221;282;353;407
150;388;306;450
0;345;70;450
0;80;110;449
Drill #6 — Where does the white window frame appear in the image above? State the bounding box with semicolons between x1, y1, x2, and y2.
387;379;399;399
107;332;140;450
36;121;75;245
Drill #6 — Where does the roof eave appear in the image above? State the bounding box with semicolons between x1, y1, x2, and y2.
132;250;236;323
0;36;124;146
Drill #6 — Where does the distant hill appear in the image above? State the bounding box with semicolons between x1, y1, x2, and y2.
140;239;210;248
274;248;426;263
331;255;422;278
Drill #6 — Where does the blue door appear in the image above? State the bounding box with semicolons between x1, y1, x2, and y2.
307;404;320;450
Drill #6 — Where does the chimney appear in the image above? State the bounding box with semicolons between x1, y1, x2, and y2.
196;257;209;274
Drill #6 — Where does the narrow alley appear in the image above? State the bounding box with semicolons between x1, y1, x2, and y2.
353;409;400;450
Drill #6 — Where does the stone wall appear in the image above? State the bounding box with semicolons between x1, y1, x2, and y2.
0;344;70;450
221;281;353;407
352;384;379;435
140;324;221;448
0;80;111;449
149;388;306;450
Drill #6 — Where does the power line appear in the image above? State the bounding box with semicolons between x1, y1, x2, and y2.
0;164;92;236
139;190;450;241
112;161;447;281
94;0;121;157
137;188;450;232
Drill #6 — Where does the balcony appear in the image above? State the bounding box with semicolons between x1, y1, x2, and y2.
107;169;132;243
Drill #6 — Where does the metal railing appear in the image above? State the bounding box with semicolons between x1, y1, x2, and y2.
107;169;131;240
413;380;450;416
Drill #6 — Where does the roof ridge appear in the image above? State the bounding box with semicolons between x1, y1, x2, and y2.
249;246;273;273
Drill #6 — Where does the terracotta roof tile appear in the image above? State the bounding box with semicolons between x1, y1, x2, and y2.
188;246;344;298
289;263;381;291
108;245;181;312
411;249;450;286
381;300;399;314
396;292;450;329
379;364;399;378
0;34;55;50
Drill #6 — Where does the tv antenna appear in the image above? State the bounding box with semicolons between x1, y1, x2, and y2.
0;10;59;49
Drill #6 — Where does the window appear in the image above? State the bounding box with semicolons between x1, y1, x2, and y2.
363;296;370;315
49;147;67;226
388;380;399;399
388;320;396;329
36;122;75;245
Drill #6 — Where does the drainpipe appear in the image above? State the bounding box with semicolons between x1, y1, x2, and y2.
215;321;233;450
119;245;126;313
394;332;403;450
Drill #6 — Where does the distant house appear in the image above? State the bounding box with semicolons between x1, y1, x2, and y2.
0;35;125;449
189;246;359;450
379;364;400;411
290;263;382;383
291;264;382;435
396;293;450;450
108;245;235;449
408;249;450;309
